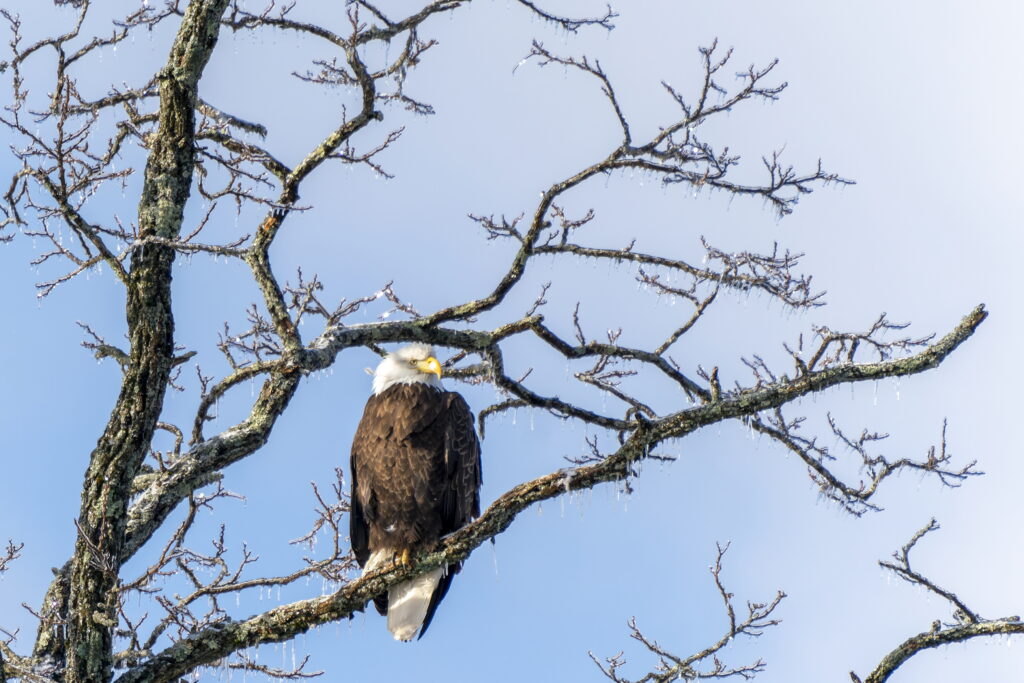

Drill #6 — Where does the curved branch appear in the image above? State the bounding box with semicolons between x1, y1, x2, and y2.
533;241;819;309
854;520;1024;683
529;319;709;400
124;369;303;561
855;620;1024;683
419;147;625;326
190;360;279;444
656;305;986;442
32;172;128;285
117;307;985;682
514;1;616;32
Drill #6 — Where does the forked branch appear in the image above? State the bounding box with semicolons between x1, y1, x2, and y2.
852;521;1024;683
591;544;784;682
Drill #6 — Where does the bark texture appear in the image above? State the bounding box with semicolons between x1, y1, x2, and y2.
63;3;230;682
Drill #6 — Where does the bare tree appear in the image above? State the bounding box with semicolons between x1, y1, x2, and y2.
0;2;1002;682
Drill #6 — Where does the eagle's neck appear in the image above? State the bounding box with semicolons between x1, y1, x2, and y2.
372;370;442;396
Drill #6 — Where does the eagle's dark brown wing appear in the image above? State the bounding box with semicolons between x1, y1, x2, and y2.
350;384;446;552
348;446;370;567
417;391;481;639
441;392;481;530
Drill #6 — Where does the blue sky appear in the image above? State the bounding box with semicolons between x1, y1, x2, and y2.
1;1;1022;681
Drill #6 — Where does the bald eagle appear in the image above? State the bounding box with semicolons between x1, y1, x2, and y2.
349;343;482;641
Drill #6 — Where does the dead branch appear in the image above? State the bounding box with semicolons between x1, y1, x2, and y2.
852;521;1024;683
590;544;783;682
0;540;23;576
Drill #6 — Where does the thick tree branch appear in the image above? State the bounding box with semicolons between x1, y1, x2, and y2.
853;621;1024;683
60;3;232;681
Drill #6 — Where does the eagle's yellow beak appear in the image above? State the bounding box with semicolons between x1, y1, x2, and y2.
417;356;442;379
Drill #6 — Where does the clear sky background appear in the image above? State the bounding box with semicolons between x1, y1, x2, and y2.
1;1;1022;681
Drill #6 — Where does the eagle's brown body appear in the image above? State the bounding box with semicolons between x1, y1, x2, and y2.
349;381;481;639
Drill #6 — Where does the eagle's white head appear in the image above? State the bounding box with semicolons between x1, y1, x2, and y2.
371;343;443;395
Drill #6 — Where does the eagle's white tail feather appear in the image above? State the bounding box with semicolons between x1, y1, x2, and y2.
387;567;443;641
363;550;443;642
363;549;388;573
